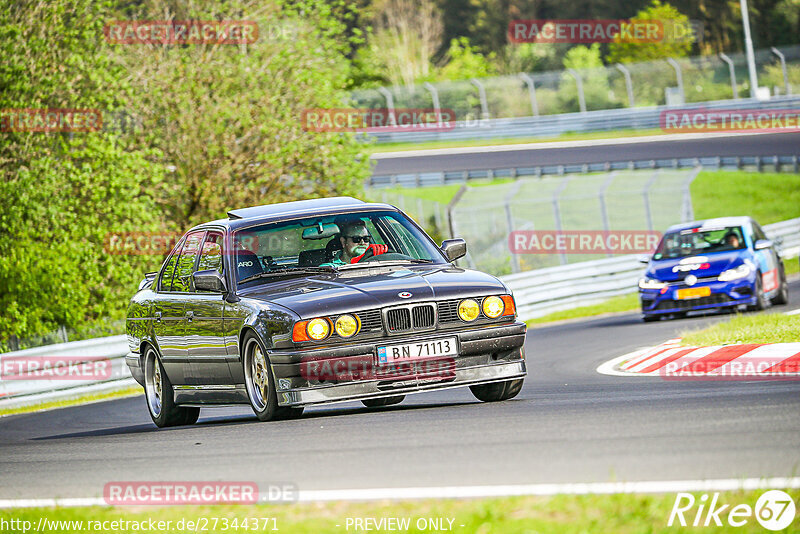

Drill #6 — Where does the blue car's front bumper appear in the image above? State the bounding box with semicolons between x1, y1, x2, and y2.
640;276;758;316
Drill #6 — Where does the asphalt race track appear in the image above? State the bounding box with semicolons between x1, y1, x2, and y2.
371;131;800;174
1;280;798;501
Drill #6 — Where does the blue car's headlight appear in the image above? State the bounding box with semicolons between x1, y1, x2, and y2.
639;277;667;290
718;263;752;281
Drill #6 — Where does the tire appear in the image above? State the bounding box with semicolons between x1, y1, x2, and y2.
470;378;524;402
242;333;280;422
771;265;789;305
748;273;767;311
642;315;659;323
274;406;305;420
144;346;199;428
361;395;405;408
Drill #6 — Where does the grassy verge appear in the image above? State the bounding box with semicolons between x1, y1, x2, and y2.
680;313;800;346
0;386;141;418
691;171;800;225
526;293;640;327
367;128;667;154
2;490;795;533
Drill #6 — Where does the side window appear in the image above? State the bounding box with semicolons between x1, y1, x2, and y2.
197;232;224;274
159;252;180;292
172;232;205;292
753;223;768;243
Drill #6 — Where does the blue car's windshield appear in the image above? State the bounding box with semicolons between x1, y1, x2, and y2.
653;226;746;260
233;210;447;285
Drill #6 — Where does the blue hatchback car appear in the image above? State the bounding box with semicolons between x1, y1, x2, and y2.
639;216;789;321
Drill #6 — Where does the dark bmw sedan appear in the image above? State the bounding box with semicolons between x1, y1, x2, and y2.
126;197;527;427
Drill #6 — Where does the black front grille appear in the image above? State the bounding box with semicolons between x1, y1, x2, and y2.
386;308;412;332
412;304;435;328
437;300;460;323
655;294;730;310
357;310;383;332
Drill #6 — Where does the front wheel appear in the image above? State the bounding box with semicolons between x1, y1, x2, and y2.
243;333;280;422
771;265;789;305
470;379;524;402
748;274;767;311
144;347;199;428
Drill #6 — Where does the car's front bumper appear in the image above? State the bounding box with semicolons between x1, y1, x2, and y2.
640;277;757;316
270;322;527;407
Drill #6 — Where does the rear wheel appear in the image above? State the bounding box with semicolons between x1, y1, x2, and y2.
361;395;405;408
144;346;199;428
470;378;523;402
771;265;789;305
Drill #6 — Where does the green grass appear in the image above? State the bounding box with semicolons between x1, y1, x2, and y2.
680;313;800;346
691;171;800;224
526;293;640;327
2;490;795;533
367;128;667;154
0;386;141;417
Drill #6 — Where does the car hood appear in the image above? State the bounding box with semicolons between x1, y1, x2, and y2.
647;251;746;282
237;264;508;317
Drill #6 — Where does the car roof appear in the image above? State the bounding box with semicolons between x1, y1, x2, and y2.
188;197;401;232
664;216;753;233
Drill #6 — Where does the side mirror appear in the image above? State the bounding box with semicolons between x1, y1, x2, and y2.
754;239;773;250
638;254;650;264
441;238;467;262
193;269;227;293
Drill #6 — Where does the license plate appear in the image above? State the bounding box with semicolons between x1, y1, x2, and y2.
676;286;711;299
377;337;458;364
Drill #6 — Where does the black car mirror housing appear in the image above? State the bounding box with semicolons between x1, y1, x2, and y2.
441;239;467;262
193;269;227;293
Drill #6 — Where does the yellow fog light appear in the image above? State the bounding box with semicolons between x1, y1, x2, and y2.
458;299;480;322
482;296;505;318
335;314;359;338
306;318;331;340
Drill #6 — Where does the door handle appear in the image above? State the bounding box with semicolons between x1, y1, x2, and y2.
186;310;194;321
154;311;162;322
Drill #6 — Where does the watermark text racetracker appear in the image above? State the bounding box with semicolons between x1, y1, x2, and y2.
0;355;111;381
302;108;459;133
661;108;800;133
104;20;259;45
509;230;661;255
509;19;700;44
103;481;297;505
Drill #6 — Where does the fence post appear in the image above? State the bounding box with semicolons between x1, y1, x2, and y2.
447;185;469;240
643;169;660;232
377;87;398;126
518;73;539;117
423;82;443;126
598;172;616;258
718;53;739;99
470;78;490;120
681;167;701;221
615;64;635;107
566;68;587;113
505;181;524;273
552;177;571;265
770;47;791;95
666;58;685;104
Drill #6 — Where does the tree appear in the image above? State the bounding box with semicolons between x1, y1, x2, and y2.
607;1;695;63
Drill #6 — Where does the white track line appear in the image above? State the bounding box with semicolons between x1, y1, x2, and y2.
371;131;794;159
2;478;799;508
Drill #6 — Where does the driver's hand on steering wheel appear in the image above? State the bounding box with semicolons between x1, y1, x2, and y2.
351;243;388;263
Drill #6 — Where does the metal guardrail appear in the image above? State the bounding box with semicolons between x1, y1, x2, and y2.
500;217;800;320
367;95;800;144
1;219;797;405
369;155;800;189
0;335;134;409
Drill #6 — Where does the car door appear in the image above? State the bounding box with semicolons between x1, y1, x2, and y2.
185;230;234;386
153;231;204;385
751;222;780;293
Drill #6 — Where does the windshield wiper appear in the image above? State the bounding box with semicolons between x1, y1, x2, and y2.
337;259;436;270
239;266;336;284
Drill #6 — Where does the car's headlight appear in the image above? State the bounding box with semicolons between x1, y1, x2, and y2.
482;296;505;318
639;277;667;290
458;299;480;321
718;263;752;281
334;314;359;338
306;318;331;340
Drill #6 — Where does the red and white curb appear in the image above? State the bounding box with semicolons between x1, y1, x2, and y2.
598;338;800;378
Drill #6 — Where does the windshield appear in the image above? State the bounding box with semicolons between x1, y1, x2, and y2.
233;210;446;285
653;226;746;260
